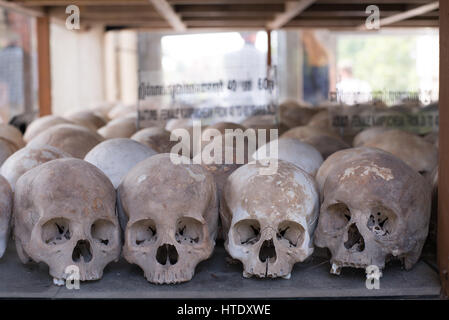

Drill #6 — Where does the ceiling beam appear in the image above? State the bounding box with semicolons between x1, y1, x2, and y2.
148;0;186;31
358;0;439;29
267;0;316;30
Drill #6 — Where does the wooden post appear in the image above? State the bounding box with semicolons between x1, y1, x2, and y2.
37;16;52;116
267;29;272;67
438;0;449;298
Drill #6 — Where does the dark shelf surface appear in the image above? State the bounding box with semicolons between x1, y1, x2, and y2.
0;241;441;299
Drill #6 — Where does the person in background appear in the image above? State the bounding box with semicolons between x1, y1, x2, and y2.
336;60;372;105
302;30;331;106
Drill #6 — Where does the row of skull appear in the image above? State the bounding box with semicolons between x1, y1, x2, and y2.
0;102;436;285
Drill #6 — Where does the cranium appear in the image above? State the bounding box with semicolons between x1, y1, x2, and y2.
281;125;339;141
0;139;18;166
84;138;157;188
97;117;138;139
27;124;104;158
0;124;25;149
314;147;431;276
0;175;12;258
131;127;178;153
362;129;438;178
118;153;218;284
23;115;73;142
252;138;323;176
221;160;319;279
279;100;317;129
65;110;108;132
301;135;350;159
1;145;70;191
352;127;392;147
14;158;121;283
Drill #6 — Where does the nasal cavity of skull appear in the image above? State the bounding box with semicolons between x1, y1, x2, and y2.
41;218;71;245
326;203;351;230
131;219;157;246
276;221;304;247
91;219;115;245
259;239;276;263
72;240;93;263
344;223;365;252
367;207;395;236
234;219;261;245
156;244;179;265
175;217;202;245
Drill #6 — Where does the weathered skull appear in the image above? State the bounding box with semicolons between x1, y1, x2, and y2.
279;100;317;129
0;124;25;149
14;158;121;283
0;139;18;166
281;125;339;141
27;124;104;158
97;117;138;139
131;127;178;153
118;153;218;284
252;138;323;176
362;129;438;178
23;115;73;142
0;175;12;258
84;138;157;188
314;147;431;275
65;110;108;132
352;127;391;147
221;160;319;279
302;135;350;159
1;145;70;191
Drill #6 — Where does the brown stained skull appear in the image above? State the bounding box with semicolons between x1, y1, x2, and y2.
131;127;178;153
118;153;218;284
221;160;319;279
314;148;431;275
14;158;121;283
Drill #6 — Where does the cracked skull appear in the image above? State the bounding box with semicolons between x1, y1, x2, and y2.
314;147;431;275
118;153;218;284
221;160;319;279
13;158;121;283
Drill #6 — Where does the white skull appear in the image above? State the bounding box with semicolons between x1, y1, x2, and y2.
97;117;138;139
14;158;121;282
65;110;108;132
1;145;70;191
314;147;431;275
27;124;104;158
221;160;319;279
0;175;12;258
252;138;323;176
118;153;218;284
84;138;157;188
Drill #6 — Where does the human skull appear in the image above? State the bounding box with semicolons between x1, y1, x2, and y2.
302;135;350;159
131;127;178;153
23;115;73;142
84;138;157;188
0;139;18;166
314;147;431;276
279;101;317;129
221;160;319;279
65;110;108;132
1;145;70;191
362;129;438;178
118;153;218;284
27;124;104;158
352;127;391;147
97;117;138;139
0;124;25;149
253;138;323;176
281;125;339;141
14;158;121;283
0;175;12;258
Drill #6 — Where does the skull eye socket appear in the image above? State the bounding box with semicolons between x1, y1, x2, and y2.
277;221;305;247
367;206;397;237
323;203;351;231
41;218;71;245
175;217;203;245
129;219;157;246
233;219;261;245
91;219;116;246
